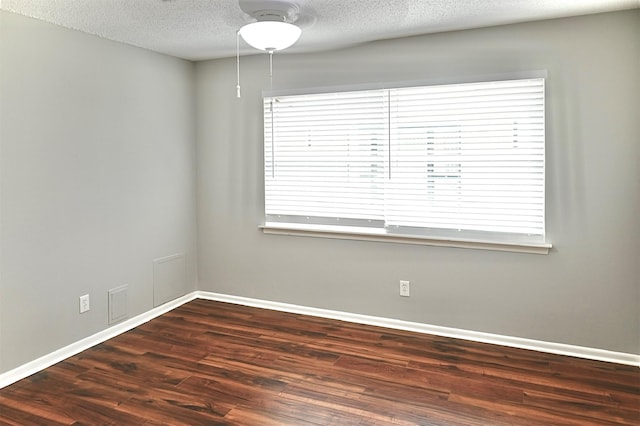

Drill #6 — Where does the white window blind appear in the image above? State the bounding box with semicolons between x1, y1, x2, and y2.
264;78;546;246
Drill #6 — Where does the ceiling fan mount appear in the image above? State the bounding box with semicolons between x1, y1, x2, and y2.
239;0;301;24
251;10;294;23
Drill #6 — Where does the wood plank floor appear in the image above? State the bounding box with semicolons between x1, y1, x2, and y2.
0;299;638;425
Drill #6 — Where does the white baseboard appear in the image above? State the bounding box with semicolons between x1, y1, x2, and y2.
197;291;640;368
0;292;198;389
2;290;637;389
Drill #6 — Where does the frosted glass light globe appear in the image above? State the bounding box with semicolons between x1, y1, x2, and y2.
239;21;301;51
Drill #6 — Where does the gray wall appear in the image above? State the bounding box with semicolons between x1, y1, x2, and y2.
0;11;198;372
196;10;640;354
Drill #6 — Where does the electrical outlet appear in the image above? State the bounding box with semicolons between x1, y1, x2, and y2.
79;294;90;313
399;280;410;297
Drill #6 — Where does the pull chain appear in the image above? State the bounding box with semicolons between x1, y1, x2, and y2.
237;39;276;97
269;50;274;91
236;31;241;98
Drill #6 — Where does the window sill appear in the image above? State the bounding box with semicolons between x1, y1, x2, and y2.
260;223;551;255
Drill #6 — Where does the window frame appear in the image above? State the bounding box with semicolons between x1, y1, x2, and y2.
260;72;552;254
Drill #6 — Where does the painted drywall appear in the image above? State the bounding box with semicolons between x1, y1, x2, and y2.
196;10;640;354
0;11;197;373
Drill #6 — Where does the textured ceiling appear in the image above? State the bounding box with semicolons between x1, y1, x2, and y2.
2;0;639;61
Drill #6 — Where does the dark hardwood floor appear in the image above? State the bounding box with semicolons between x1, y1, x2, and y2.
0;299;638;425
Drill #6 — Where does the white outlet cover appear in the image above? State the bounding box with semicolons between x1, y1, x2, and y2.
79;294;90;313
400;280;410;297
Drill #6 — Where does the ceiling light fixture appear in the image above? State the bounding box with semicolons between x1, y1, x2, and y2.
239;20;301;52
236;10;301;98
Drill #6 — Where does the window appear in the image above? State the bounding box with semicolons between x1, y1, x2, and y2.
263;77;549;253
